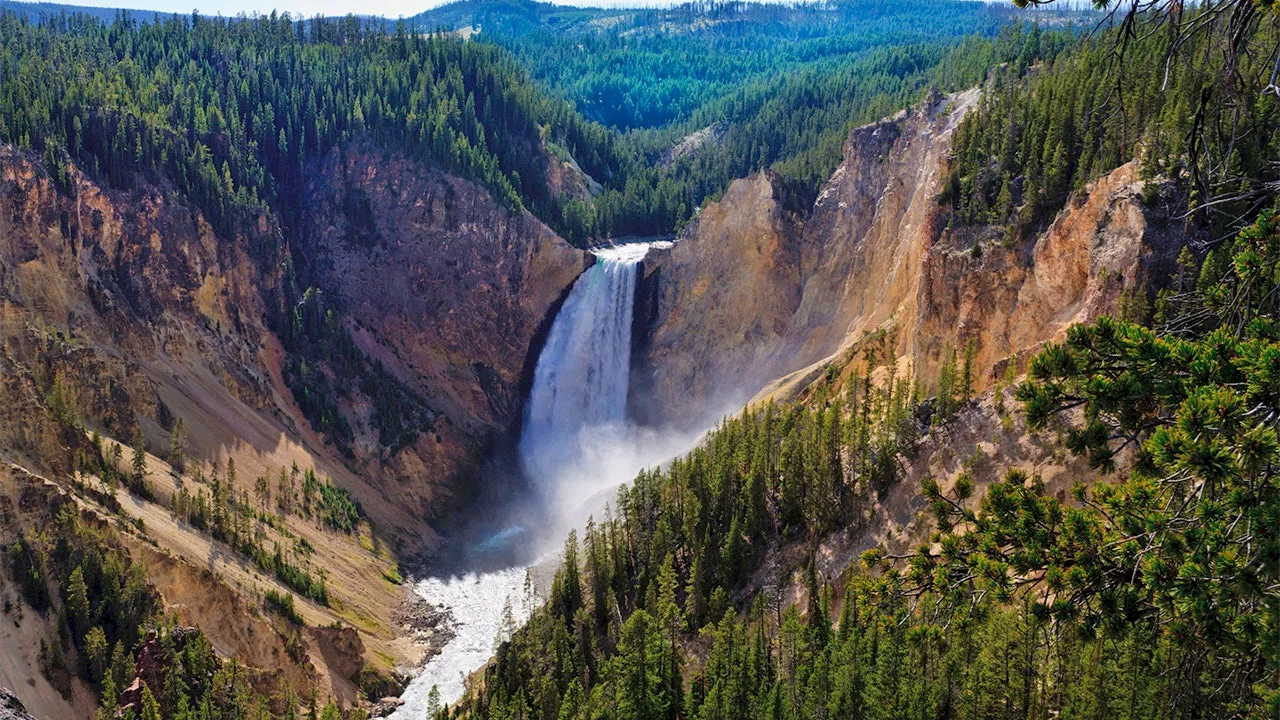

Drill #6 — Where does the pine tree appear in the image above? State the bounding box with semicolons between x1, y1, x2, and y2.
168;417;187;474
684;554;707;628
131;428;148;488
139;682;162;720
615;609;666;720
995;173;1014;219
959;339;976;402
276;467;293;515
255;474;271;514
65;564;91;641
559;531;582;622
804;556;828;647
109;641;133;691
97;674;118;720
719;515;744;589
83;626;109;683
426;685;442;719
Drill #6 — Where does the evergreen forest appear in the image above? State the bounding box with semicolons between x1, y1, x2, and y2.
0;0;1276;719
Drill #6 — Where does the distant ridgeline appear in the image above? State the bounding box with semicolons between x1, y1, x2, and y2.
408;0;1098;236
0;0;167;23
0;0;1094;246
409;0;1030;130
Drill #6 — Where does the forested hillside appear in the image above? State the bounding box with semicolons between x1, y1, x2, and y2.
444;4;1280;720
456;199;1280;720
0;1;1277;719
4;471;373;720
0;9;628;242
942;12;1280;243
410;0;1088;236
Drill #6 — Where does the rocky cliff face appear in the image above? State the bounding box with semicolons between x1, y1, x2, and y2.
631;169;804;426
913;161;1184;385
0;143;278;471
634;89;1186;428
786;89;976;367
0;139;587;712
299;141;588;517
0;138;586;541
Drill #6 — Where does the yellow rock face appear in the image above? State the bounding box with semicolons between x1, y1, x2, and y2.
634;89;1184;427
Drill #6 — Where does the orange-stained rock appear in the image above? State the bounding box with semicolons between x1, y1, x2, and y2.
913;160;1186;387
302;140;588;437
0;140;587;539
632;169;804;426
635;89;1186;427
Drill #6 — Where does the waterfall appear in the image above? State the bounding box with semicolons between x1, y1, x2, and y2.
518;243;654;495
393;241;676;718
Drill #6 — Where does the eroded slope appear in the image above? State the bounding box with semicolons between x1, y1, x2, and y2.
635;89;1186;428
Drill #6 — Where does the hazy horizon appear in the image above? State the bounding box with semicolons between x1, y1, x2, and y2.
3;0;1032;24
4;0;767;21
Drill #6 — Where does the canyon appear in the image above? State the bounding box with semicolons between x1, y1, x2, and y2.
0;84;1190;717
0;137;588;716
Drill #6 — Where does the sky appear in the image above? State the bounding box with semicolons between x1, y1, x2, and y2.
34;0;685;20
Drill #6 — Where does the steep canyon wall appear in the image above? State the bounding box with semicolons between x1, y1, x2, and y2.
633;90;1187;428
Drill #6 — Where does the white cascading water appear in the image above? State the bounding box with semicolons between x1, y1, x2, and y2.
518;243;649;503
392;242;671;717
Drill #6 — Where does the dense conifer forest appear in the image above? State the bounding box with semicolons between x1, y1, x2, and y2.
0;9;623;241
942;15;1280;242
0;0;1074;244
0;0;1277;719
